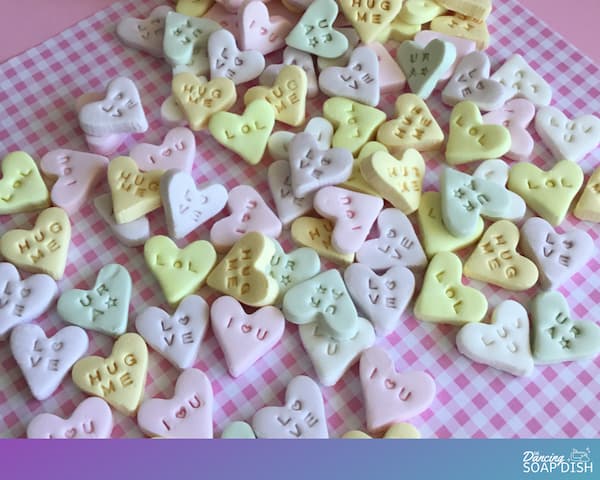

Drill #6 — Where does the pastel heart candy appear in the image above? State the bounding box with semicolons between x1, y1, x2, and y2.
366;42;407;94
135;295;209;370
0;151;50;215
463;220;539;291
116;5;172;57
172;50;210;78
107;156;163;224
163;12;220;66
11;324;88;400
239;1;293;55
93;194;150;248
0;207;71;280
290;217;355;266
520;217;594;290
535;106;600;163
383;16;421;43
343;422;421;439
145;236;217;306
267;160;315;226
211;296;285;377
72;332;148;416
269;239;320;304
456;300;534;377
507;160;584;226
260;46;318;98
436;0;491;21
176;0;213;17
204;2;240;34
339;141;386;197
221;421;256;439
299;317;375;386
283;269;359;340
445;101;511;165
574;166;600;222
0;262;58;339
430;14;489;50
161;95;188;128
207;28;265;85
531;291;600;364
313;186;383;254
315;27;360;71
40;149;108;214
78;77;148;136
210;185;282;251
441;51;505;111
344;264;415;336
318;46;380;106
339;0;402;44
414;251;487;325
268;117;334;161
252;375;328;438
360;347;435;433
129;127;196;173
285;0;348;58
137;368;213;438
414;30;476;82
356;208;427;271
399;0;447;25
27;397;113;439
491;54;552;107
161;169;227;239
207;232;279;307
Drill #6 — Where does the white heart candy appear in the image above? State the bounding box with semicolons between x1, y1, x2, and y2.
207;28;265;85
491;54;552;107
93;194;150;248
267;160;315;227
116;5;172;58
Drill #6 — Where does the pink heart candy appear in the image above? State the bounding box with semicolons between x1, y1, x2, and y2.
129;127;196;172
93;194;150;248
360;347;435;433
116;5;172;58
40;149;108;214
356;208;427;270
260;46;319;98
367;43;406;94
482;99;536;162
207;29;265;85
11;324;89;400
137;368;213;438
204;3;240;37
252;375;328;438
239;1;293;55
210;185;282;251
211;296;285;377
267;160;316;227
313;186;383;254
27;397;113;439
520;216;594;290
414;30;476;82
0;262;58;339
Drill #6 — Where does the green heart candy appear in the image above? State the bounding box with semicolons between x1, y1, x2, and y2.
221;421;256;439
57;264;131;336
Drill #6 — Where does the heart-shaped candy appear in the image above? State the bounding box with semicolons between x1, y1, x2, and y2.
291;217;355;266
268;117;333;162
260;46;318;98
161;95;188;128
400;0;447;24
176;0;213;18
172;49;210;78
531;291;600;364
436;0;491;20
413;30;475;83
239;1;293;55
269;239;320;304
163;12;220;66
574;166;600;222
211;296;285;377
267;160;315;226
116;5;172;57
360;347;435;432
0;207;71;280
161;169;227;239
252;375;328;438
343;422;421;439
204;2;240;33
430;14;489;50
221;421;256;439
93;194;150;248
129;127;196;173
414;251;487;325
137;368;213;438
207;28;265;85
135;295;209;369
339;0;402;44
339;141;385;197
0;151;50;214
27;397;113;439
72;332;148;415
491;54;552;107
317;27;360;73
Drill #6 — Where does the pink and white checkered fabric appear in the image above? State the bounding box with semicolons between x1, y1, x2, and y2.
0;0;599;438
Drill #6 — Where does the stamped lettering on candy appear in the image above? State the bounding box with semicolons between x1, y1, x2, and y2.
269;240;320;304
163;12;220;66
491;54;552;107
0;207;71;280
531;291;600;364
211;296;285;377
268;117;334;161
414;251;487;325
575;167;600;223
27;397;113;439
267;160;315;226
316;27;360;71
339;0;402;44
137;368;213;438
72;333;148;416
356;208;427;271
58;264;132;337
437;0;491;21
261;47;319;98
207;232;279;307
414;30;476;82
430;14;489;50
93;194;150;248
116;5;172;58
0;152;50;215
299;317;375;386
252;375;328;438
291;217;355;266
240;1;293;55
129;127;196;173
359;347;435;433
221;421;256;439
207;29;265;85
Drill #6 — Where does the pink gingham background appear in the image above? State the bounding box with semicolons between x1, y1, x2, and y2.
1;0;599;438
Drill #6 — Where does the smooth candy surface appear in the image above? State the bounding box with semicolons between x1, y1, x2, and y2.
176;0;213;17
413;30;475;82
269;239;320;304
315;27;360;71
93;194;150;248
116;5;172;57
339;0;402;44
574;166;600;222
129;127;196;172
0;151;50;215
163;12;220;66
430;14;489;50
221;421;256;439
290;217;355;266
260;47;318;98
400;0;447;25
239;1;292;55
267;160;315;226
207;29;265;85
267;116;333;161
491;54;552;107
367;42;407;94
340;141;385;197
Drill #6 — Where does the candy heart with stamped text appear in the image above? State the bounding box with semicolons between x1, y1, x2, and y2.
239;1;293;55
491;54;552;107
93;194;150;248
339;0;402;44
269;239;320;304
207;29;265;85
163;12;220;66
260;46;318;98
129;127;196;172
0;151;50;215
267;160;315;227
116;5;172;57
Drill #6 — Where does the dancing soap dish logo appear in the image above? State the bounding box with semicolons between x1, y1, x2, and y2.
522;448;593;474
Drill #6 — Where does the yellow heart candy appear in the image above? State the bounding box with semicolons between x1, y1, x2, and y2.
0;151;50;214
399;0;448;25
72;333;148;416
574;166;600;223
0;207;70;280
436;0;491;21
445;101;510;165
339;141;386;196
290;217;355;266
417;191;483;257
342;423;421;439
208;99;275;165
464;220;539;290
207;232;279;307
430;14;489;50
244;65;307;127
176;0;213;17
507;160;584;226
107;156;163;224
144;235;217;305
338;0;403;44
360;149;425;214
384;17;422;42
172;73;237;131
377;94;444;154
324;97;386;155
414;251;487;325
